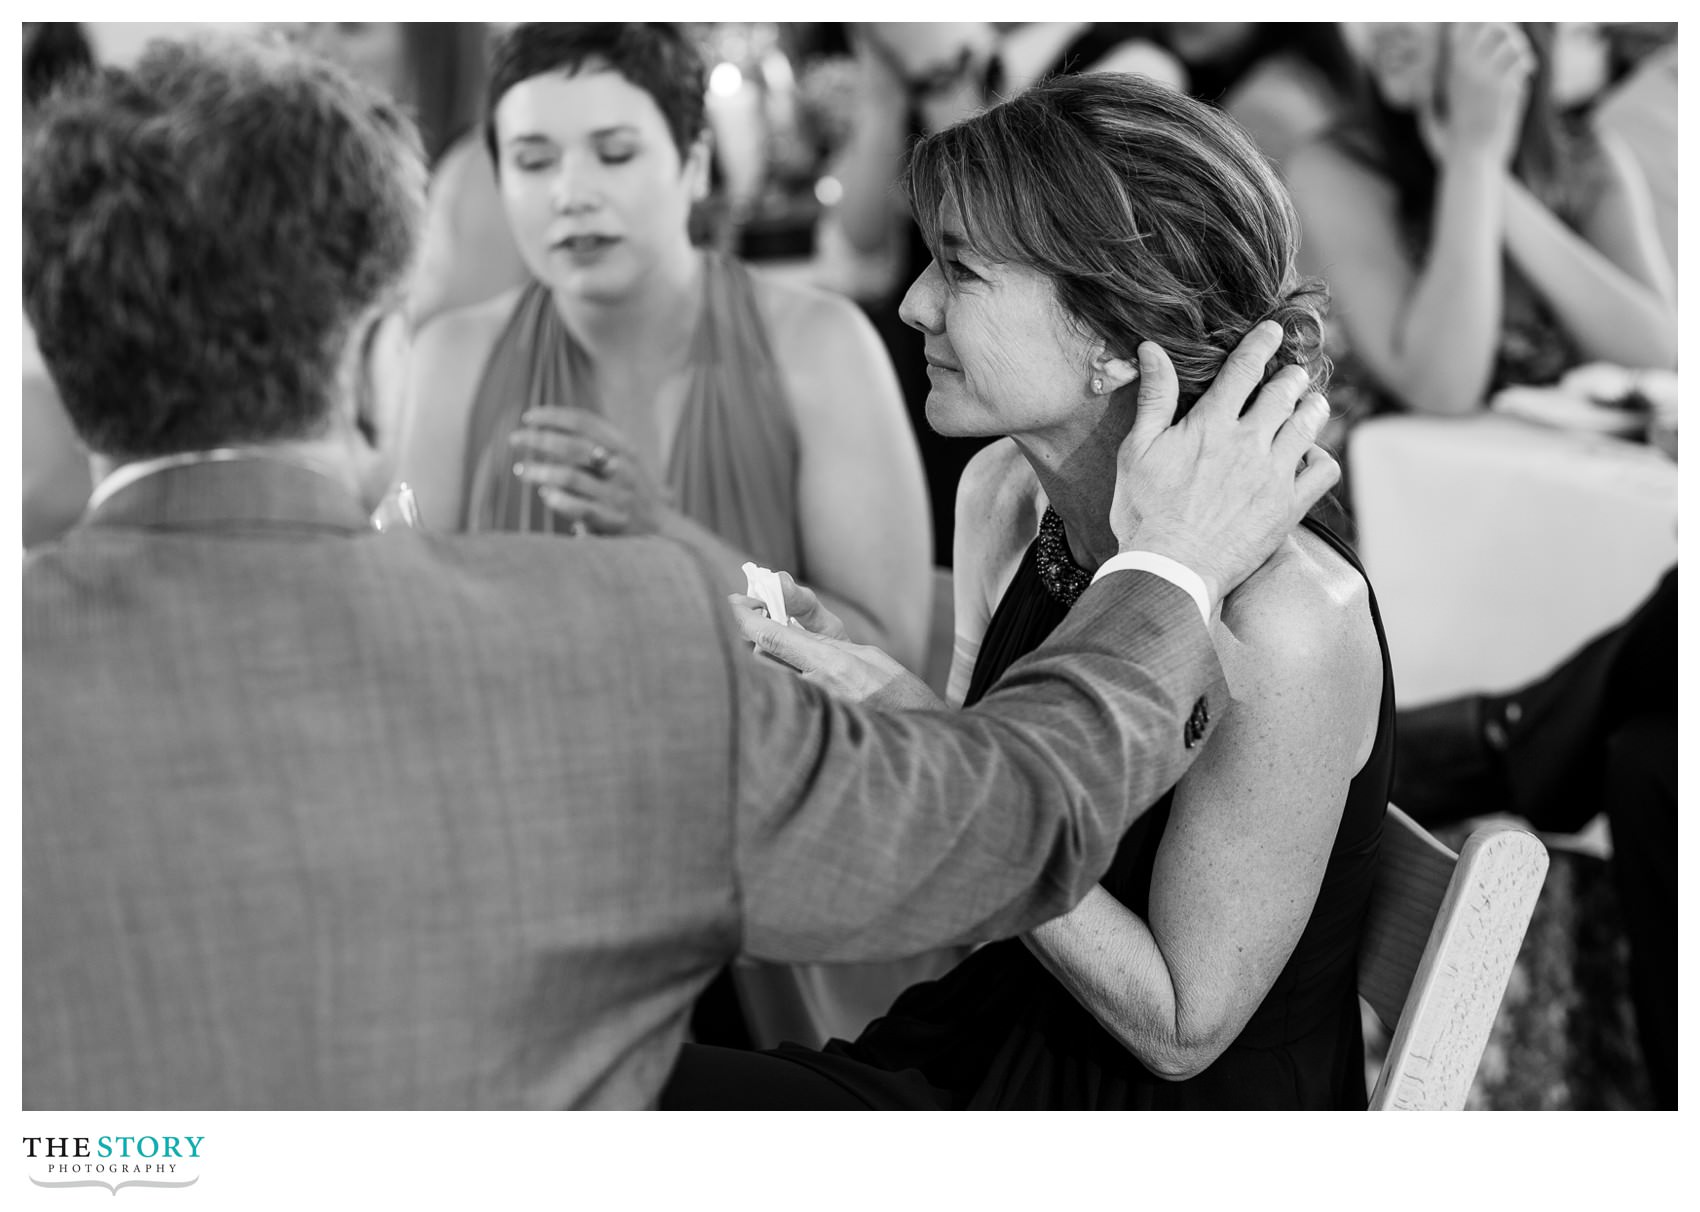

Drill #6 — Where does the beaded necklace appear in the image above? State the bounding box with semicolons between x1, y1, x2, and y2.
1035;506;1094;608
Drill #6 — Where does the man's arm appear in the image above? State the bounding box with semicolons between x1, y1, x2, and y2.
730;568;1222;963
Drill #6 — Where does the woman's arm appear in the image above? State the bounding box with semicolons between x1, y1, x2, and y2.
1288;142;1506;417
1022;546;1382;1079
396;294;513;532
775;287;934;673
1500;130;1676;371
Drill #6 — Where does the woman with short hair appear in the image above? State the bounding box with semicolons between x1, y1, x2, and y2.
397;23;939;1051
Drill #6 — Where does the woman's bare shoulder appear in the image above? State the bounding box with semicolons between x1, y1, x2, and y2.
746;266;874;354
408;287;522;421
414;285;524;357
1222;527;1380;681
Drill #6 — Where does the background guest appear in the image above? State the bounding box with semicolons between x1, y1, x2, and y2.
397;23;937;1051
1289;22;1675;421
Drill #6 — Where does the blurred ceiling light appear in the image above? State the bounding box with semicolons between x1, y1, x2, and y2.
709;62;744;96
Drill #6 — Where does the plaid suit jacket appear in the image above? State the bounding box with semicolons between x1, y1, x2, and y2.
23;458;1223;1108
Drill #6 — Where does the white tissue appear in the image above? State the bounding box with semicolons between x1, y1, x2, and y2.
741;562;789;626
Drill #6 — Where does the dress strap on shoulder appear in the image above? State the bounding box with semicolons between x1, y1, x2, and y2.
692;249;781;371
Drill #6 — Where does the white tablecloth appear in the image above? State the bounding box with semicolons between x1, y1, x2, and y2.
1350;413;1676;708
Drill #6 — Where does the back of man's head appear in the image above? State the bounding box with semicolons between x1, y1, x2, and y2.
23;36;427;460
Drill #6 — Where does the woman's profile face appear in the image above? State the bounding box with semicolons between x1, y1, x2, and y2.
1354;22;1442;112
493;65;707;304
898;211;1102;441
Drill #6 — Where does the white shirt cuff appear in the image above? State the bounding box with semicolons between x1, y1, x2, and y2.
1090;552;1212;627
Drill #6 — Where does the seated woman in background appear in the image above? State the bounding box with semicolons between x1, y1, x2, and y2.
663;72;1392;1110
399;23;936;1051
1288;22;1675;419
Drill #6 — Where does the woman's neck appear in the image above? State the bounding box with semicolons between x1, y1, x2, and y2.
1011;396;1134;573
550;242;704;369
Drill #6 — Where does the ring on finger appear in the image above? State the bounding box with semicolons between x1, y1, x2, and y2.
587;444;614;478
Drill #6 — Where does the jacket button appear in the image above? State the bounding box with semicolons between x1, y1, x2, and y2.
1184;696;1210;749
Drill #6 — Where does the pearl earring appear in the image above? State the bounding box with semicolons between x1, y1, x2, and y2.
1092;376;1104;394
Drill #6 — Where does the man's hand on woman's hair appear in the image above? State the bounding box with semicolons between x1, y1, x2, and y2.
1111;322;1338;614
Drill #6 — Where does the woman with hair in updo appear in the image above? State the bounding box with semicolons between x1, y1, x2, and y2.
663;71;1393;1110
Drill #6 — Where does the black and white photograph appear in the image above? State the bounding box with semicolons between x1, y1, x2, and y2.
14;14;1685;1198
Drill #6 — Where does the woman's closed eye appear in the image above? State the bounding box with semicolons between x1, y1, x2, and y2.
941;257;981;285
513;152;557;174
594;136;639;166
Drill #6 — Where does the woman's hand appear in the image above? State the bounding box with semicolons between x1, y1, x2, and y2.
1423;22;1535;168
510;407;674;536
732;592;943;710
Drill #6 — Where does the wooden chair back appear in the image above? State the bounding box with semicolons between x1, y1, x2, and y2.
1358;806;1549;1110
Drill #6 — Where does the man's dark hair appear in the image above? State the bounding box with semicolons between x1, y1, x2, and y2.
483;23;707;167
23;22;95;110
22;36;426;459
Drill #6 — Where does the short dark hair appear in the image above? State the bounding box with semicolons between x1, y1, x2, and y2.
22;36;426;459
483;23;707;166
906;72;1329;420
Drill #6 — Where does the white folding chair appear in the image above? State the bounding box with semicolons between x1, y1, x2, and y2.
1358;806;1549;1110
